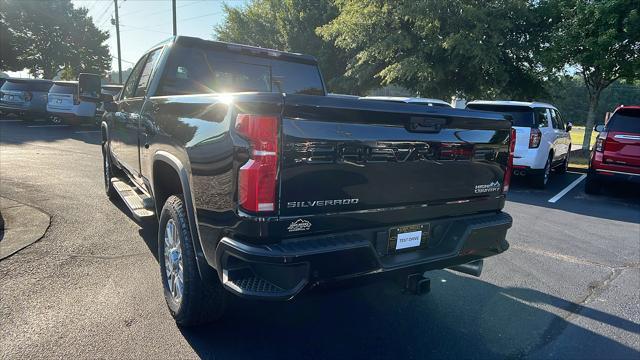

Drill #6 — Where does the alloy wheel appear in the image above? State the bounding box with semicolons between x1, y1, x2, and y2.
164;219;184;304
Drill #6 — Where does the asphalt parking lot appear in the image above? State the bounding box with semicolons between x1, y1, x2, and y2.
0;117;638;359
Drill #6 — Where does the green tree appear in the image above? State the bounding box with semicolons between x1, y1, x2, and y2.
541;0;640;152
0;0;110;78
0;0;21;71
318;0;548;100
59;65;75;81
543;76;640;127
214;0;360;93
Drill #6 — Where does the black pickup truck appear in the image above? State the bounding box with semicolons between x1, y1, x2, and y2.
80;36;514;326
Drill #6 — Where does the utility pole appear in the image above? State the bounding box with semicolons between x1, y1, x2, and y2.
114;0;123;84
172;0;177;36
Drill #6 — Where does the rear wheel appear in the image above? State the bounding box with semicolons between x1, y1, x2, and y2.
531;155;552;189
158;195;226;326
102;142;116;199
584;172;601;194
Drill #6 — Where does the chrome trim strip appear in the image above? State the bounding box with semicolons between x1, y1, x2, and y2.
614;135;640;140
596;169;640;177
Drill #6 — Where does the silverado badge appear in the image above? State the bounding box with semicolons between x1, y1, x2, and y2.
287;219;312;232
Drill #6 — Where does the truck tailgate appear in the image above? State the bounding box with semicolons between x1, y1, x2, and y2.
279;95;511;217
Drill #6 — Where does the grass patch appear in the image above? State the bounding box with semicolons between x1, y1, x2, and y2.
570;126;597;149
569;151;590;169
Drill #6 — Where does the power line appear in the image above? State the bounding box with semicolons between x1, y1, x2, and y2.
94;1;113;26
119;23;173;35
118;0;205;19
111;56;134;65
86;0;101;12
147;11;222;28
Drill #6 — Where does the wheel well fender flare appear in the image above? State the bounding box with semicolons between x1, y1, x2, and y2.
152;151;212;280
100;121;108;143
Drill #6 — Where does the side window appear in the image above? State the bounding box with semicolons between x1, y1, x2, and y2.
134;48;161;97
121;55;148;99
553;109;565;130
549;108;561;129
535;108;549;128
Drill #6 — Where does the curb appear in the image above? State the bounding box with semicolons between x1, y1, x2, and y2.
0;197;51;260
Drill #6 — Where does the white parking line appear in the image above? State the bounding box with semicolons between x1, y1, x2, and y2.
548;174;587;203
27;124;70;128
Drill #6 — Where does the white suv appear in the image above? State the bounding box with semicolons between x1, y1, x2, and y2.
466;101;572;188
47;81;97;124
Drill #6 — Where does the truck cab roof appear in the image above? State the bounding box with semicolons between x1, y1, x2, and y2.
172;36;319;65
467;100;558;110
362;96;452;107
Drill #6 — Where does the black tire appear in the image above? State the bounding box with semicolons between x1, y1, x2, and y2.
102;142;117;199
584;172;601;194
531;155;552;189
158;195;226;326
556;151;569;174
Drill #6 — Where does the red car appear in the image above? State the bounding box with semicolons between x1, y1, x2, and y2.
586;105;640;193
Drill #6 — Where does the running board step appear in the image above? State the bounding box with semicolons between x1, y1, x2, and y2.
111;178;155;221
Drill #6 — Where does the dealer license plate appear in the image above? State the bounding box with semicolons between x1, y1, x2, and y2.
388;223;429;253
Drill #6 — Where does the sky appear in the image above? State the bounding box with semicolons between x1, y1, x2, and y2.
5;0;247;78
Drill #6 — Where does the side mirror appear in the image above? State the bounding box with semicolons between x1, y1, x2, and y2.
104;101;118;113
594;124;605;132
78;73;101;102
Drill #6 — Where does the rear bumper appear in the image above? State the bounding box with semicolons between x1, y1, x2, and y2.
590;168;640;184
213;211;512;300
589;154;640;184
0;103;27;112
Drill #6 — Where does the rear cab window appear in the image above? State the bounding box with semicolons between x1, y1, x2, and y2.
49;83;77;94
466;104;535;128
607;108;640;133
1;80;52;93
156;44;325;96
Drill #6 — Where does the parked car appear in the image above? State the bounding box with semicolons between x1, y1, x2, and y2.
585;105;640;193
466;101;572;188
363;96;453;108
79;36;514;326
46;81;98;124
0;78;52;119
95;84;123;118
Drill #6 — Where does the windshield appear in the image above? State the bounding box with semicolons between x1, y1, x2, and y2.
49;83;77;94
466;104;535;127
607;109;640;133
157;44;324;96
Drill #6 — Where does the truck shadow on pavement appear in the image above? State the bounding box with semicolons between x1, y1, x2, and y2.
121;192;639;359
0;119;101;146
176;271;639;359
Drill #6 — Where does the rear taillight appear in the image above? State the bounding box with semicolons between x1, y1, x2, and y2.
24;91;32;101
595;132;608;152
235;114;279;213
529;128;541;148
503;128;516;192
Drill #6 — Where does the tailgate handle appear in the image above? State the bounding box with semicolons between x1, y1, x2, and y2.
409;117;446;133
